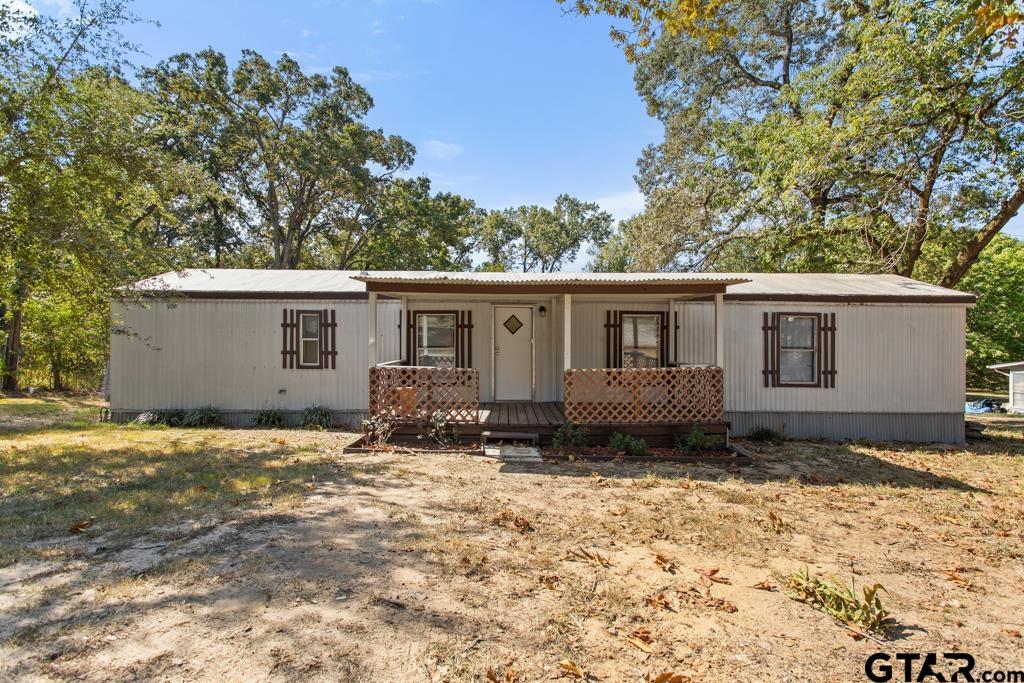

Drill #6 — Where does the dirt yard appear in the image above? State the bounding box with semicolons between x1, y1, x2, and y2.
1;397;1023;682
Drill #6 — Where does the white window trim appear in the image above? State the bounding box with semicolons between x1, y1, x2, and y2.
299;313;321;368
778;314;818;386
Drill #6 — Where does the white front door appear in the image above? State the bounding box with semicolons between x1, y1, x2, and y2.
493;306;533;401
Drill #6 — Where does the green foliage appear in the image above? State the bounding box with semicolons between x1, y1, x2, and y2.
552;421;589;453
179;406;222;428
421;410;458;447
747;427;784;443
786;566;896;636
18;289;108;390
299;406;333;431
586;0;1024;290
958;235;1024;390
608;432;648;457
677;424;707;452
362;414;397;446
252;409;284;428
478;195;613;272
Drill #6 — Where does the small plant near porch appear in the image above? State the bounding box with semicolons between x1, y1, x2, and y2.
362;414;397;447
609;432;648;457
552;421;588;454
421;410;459;447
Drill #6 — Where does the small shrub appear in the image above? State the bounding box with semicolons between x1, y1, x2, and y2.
253;409;284;428
552;421;588;453
677;424;708;452
300;405;332;430
134;409;185;426
180;406;222;428
421;410;458;447
608;432;648;457
747;426;784;443
363;414;396;446
785;566;895;636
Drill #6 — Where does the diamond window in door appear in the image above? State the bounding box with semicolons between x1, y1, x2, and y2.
502;314;523;335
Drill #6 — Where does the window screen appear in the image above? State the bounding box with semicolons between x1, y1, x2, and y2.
299;313;320;367
416;313;457;368
620;313;662;368
778;315;817;384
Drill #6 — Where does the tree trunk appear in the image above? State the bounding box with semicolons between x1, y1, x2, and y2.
51;355;63;392
939;185;1024;288
1;303;23;392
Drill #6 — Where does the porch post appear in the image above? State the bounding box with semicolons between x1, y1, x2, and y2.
563;293;572;370
368;291;378;367
714;292;724;369
399;295;407;363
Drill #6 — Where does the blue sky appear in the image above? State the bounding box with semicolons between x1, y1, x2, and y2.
23;0;1024;246
118;0;660;225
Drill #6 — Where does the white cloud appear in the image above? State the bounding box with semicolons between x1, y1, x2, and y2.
420;139;463;162
300;28;313;38
1;0;36;37
593;189;645;221
38;0;73;15
351;68;405;83
370;18;385;35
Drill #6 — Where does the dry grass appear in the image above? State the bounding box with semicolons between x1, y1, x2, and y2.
1;397;1023;681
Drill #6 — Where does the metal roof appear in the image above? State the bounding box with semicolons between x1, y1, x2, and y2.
987;361;1024;371
131;269;367;295
130;269;974;302
721;273;975;302
352;271;750;286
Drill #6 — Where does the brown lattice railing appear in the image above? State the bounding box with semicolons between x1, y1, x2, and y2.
368;365;480;423
563;366;724;424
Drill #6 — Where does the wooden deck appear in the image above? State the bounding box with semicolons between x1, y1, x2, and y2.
388;400;727;446
479;402;565;429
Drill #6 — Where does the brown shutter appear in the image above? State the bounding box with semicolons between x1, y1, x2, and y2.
605;310;622;368
405;310;413;365
455;310;474;368
281;309;298;369
660;313;669;367
320;309;337;370
820;312;836;388
762;312;779;387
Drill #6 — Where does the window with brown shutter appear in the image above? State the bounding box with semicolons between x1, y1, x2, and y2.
605;310;668;368
281;308;336;370
406;310;473;368
763;312;836;388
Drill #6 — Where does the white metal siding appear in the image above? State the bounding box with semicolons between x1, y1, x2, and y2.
1011;371;1024;412
109;298;398;412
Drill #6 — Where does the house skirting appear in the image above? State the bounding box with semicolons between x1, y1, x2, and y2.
109;409;367;430
727;411;965;444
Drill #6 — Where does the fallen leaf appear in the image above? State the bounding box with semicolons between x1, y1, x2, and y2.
645;593;672;611
654;554;679;574
943;569;973;590
513;515;533;533
557;659;586;679
539;574;560;590
645;673;693;683
564;547;610;567
68;518;94;534
699;567;731;584
625;627;654;653
752;580;776;591
1005;629;1022;638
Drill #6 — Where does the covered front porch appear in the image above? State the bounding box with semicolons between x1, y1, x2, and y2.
355;272;748;444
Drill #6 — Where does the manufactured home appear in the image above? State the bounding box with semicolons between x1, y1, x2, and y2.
987;361;1024;413
109;270;975;443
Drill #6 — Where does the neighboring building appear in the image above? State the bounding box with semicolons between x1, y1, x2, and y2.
109;269;975;443
987;361;1024;413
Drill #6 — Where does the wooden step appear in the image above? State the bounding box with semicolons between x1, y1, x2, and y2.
480;430;540;445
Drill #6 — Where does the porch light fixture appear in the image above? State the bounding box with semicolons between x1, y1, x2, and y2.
538;305;547;317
